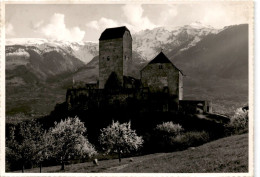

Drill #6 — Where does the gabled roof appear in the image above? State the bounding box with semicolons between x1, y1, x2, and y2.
148;52;172;64
99;26;131;40
142;52;184;75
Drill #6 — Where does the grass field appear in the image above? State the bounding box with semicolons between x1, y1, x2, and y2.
12;133;248;173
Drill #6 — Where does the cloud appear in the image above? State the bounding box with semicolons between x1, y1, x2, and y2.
33;20;44;30
86;4;157;33
38;13;85;42
122;4;157;32
199;2;249;28
6;23;15;36
159;5;178;25
86;17;119;30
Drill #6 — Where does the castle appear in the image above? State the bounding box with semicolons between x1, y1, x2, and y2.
66;26;212;114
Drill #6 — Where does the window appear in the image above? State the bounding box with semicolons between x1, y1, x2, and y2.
159;65;163;69
107;56;110;61
125;56;127;60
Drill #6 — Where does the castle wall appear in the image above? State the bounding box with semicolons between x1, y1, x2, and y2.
141;63;180;99
179;100;212;114
179;72;183;100
99;38;124;89
123;31;132;76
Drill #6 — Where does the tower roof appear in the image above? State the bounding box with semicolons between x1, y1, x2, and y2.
148;52;172;64
144;52;184;75
99;26;131;40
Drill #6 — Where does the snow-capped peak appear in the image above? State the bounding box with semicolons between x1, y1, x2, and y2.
6;38;99;64
5;38;49;46
6;38;98;46
189;21;213;29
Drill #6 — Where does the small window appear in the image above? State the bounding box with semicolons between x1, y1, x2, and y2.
107;56;110;61
159;65;163;69
125;56;127;60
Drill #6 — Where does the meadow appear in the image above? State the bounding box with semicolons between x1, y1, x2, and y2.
12;133;248;173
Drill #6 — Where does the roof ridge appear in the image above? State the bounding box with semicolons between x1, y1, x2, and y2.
148;51;172;64
99;26;131;40
147;52;184;75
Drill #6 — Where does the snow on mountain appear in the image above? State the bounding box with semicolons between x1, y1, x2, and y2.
133;22;220;60
6;22;221;69
188;21;214;29
5;38;49;46
6;38;98;64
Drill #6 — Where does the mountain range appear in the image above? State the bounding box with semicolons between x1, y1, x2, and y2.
5;23;248;122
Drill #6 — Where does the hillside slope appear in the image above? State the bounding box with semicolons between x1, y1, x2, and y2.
172;24;248;114
6;45;85;118
13;133;248;173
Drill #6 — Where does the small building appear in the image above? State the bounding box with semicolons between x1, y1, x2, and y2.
99;26;132;89
140;52;183;103
179;100;213;114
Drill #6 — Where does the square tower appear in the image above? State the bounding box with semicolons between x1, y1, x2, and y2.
99;26;132;89
141;52;183;100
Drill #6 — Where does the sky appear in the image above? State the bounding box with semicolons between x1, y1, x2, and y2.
5;2;251;42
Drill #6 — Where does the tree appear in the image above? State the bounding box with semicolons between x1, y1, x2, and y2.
229;107;248;134
99;121;143;162
152;122;184;152
50;116;96;170
34;131;53;173
6;119;45;172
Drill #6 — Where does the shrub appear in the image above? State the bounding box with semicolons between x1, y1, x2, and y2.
151;121;210;152
170;131;210;150
151;122;184;152
228;108;248;134
155;122;183;136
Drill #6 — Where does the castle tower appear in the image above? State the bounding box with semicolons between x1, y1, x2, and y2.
98;26;132;89
141;52;183;100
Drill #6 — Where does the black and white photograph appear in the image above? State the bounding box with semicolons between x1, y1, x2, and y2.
1;0;254;175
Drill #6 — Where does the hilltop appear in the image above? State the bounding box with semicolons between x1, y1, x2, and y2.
5;24;248;121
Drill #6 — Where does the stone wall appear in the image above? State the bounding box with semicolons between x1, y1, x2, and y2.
179;72;183;100
141;63;180;98
123;31;132;77
179;100;212;114
99;38;123;89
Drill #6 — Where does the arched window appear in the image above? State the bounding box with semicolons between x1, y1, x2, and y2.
107;56;110;61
